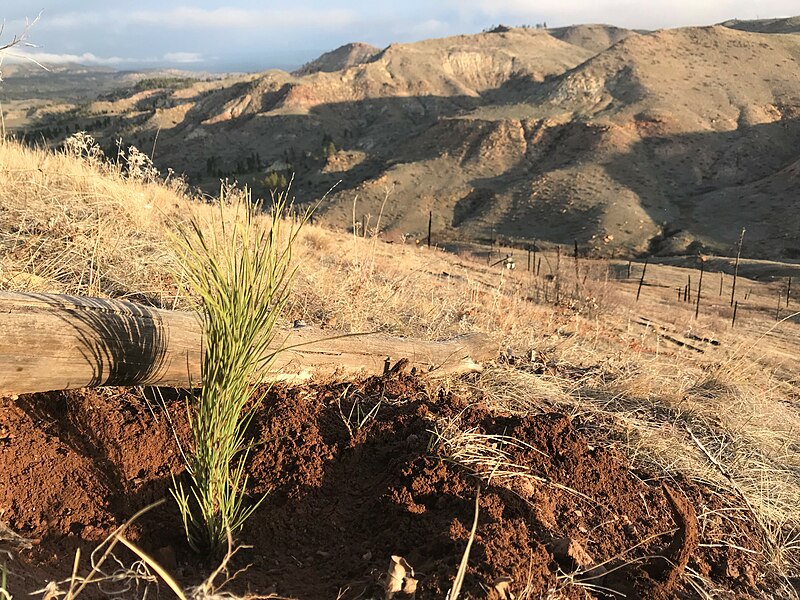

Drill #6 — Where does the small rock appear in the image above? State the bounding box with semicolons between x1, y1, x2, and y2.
549;537;607;582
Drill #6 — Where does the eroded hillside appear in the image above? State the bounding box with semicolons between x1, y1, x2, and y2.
14;20;800;259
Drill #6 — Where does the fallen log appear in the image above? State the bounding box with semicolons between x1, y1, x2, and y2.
0;292;496;395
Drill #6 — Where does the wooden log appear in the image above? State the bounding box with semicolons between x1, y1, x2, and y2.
0;292;496;395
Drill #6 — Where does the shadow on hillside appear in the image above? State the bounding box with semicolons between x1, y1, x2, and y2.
39;73;800;258
602;118;800;258
450;167;605;247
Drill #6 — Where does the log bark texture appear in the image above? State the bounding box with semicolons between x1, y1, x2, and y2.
0;292;495;395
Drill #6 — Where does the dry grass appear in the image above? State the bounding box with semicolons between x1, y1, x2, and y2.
0;135;185;302
2;137;800;595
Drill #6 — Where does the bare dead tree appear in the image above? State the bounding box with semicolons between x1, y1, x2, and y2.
0;12;44;81
0;13;44;136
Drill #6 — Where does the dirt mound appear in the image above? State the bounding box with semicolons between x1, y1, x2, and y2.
0;373;778;598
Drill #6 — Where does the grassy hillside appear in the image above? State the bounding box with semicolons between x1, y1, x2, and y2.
2;137;800;597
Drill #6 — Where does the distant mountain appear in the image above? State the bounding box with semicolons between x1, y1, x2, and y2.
0;63;129;105
0;62;117;78
548;24;641;53
720;16;800;34
293;42;381;75
20;21;800;259
0;64;211;103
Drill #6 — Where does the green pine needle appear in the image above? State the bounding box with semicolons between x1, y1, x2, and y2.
169;186;309;555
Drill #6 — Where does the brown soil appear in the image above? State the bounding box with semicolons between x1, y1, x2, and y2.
0;372;780;598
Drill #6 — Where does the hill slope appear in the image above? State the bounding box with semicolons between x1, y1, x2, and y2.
720;16;800;34
293;42;381;75
19;21;800;258
548;23;641;53
2;136;800;600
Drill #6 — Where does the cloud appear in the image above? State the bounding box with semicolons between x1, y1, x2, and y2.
443;0;800;29
2;48;204;67
43;12;114;29
1;49;133;66
404;18;452;38
163;51;203;64
127;6;358;30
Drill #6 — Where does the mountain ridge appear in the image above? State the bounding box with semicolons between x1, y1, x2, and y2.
15;18;800;259
293;42;382;76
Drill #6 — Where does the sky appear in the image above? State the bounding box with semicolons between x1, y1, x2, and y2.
2;1;798;72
